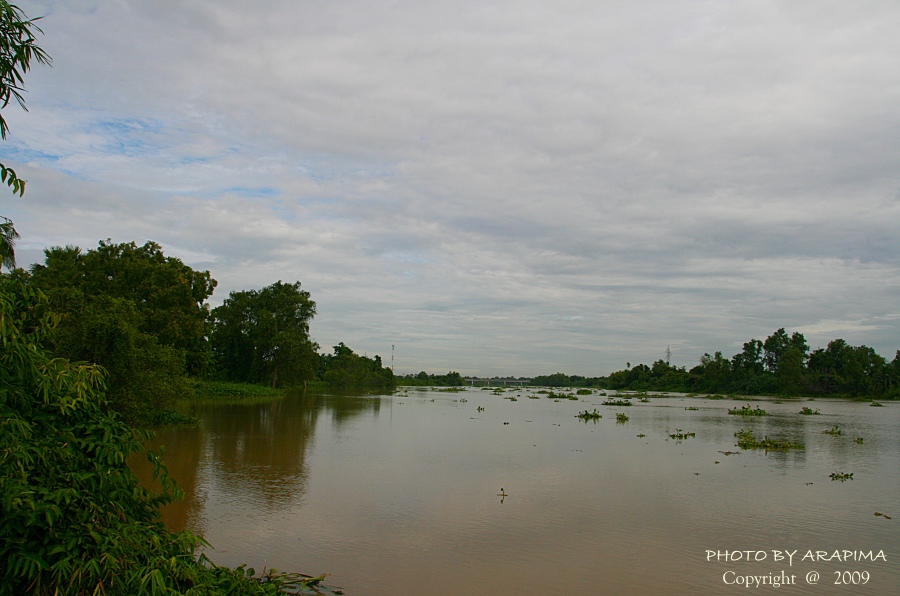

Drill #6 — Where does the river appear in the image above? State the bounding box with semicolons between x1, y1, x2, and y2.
135;388;900;595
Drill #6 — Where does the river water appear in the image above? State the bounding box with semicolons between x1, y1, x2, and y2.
135;389;900;595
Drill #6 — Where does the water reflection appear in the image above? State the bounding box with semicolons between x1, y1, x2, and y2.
134;390;899;595
134;390;382;533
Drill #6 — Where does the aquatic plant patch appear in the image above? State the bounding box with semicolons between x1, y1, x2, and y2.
823;425;842;436
669;429;695;439
829;471;853;482
602;398;632;406
734;429;803;451
576;409;602;421
799;407;820;415
615;413;629;423
728;405;768;416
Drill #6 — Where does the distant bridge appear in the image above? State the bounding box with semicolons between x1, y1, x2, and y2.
464;377;533;387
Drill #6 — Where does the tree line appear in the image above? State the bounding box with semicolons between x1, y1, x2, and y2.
0;3;366;593
4;239;394;425
533;328;898;398
398;371;466;386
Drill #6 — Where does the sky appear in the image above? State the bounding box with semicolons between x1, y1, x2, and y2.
2;0;899;377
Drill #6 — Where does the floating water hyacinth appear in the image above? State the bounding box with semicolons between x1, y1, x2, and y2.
728;405;768;416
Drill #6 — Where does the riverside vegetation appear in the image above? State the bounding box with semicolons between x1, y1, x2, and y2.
529;328;899;400
0;3;367;591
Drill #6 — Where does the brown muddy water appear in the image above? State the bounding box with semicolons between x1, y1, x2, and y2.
134;389;900;595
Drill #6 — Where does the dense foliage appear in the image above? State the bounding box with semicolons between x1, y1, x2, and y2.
319;343;395;390
0;0;51;269
537;328;899;398
0;278;328;595
21;242;216;423
397;371;465;386
210;281;318;388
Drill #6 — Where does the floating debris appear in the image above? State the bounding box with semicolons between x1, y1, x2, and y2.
874;512;892;519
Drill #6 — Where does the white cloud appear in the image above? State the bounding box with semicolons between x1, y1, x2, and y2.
4;0;899;375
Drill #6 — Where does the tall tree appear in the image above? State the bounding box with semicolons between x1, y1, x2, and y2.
0;1;51;269
211;280;318;387
30;240;218;375
763;328;808;373
25;241;216;423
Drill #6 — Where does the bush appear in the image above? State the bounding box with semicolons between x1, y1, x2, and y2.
0;279;325;594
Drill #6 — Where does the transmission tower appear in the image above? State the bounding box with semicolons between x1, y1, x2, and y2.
665;345;671;365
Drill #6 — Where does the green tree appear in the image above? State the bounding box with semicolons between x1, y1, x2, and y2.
211;280;318;387
774;346;805;394
0;1;51;269
0;215;17;270
23;241;216;423
30;241;217;375
763;328;808;373
320;342;395;390
0;275;329;596
691;351;731;392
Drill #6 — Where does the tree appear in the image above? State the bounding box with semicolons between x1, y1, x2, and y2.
0;1;51;269
211;281;318;387
320;342;395;390
23;241;216;423
763;328;808;373
30;240;218;376
0;214;17;269
0;275;329;596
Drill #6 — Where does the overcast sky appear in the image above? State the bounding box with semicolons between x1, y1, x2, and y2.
3;0;899;376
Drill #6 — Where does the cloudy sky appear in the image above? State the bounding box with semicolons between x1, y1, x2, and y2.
3;0;899;376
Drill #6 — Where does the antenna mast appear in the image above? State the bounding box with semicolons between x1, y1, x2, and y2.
665;345;671;365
